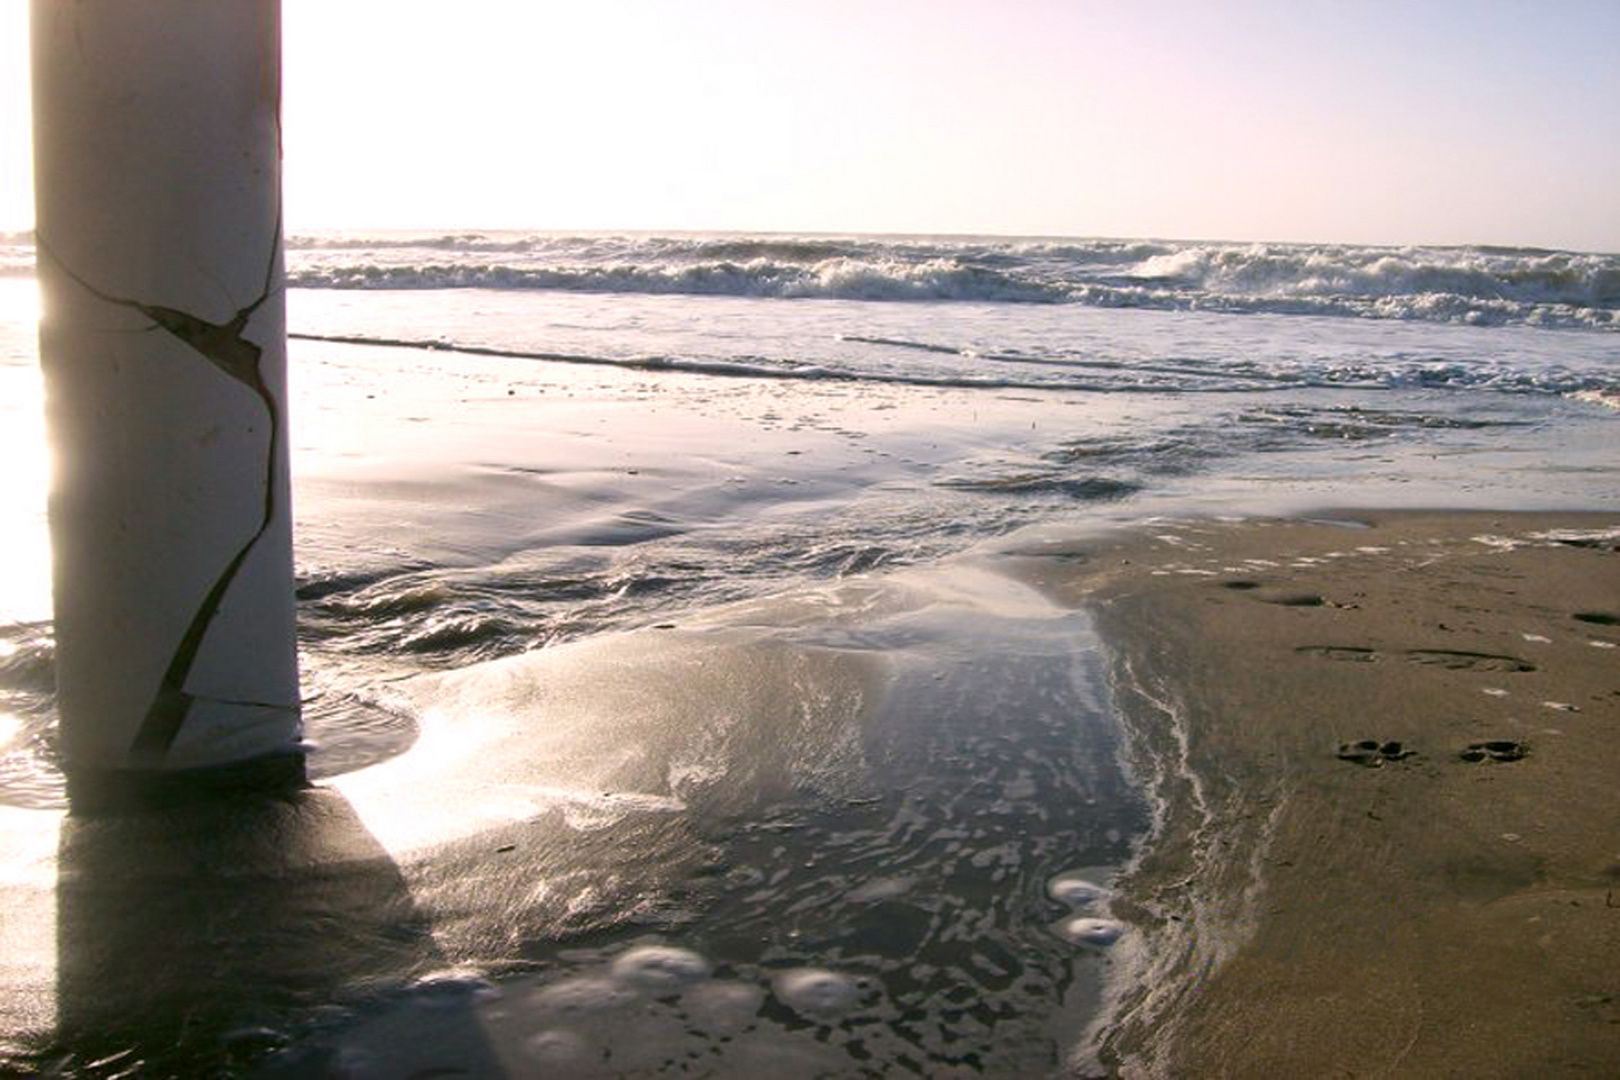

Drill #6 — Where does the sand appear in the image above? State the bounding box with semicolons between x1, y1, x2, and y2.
1009;510;1620;1077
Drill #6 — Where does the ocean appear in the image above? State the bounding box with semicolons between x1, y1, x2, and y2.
0;231;1616;1075
274;231;1618;675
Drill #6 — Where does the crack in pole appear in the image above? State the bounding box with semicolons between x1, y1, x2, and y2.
39;222;292;760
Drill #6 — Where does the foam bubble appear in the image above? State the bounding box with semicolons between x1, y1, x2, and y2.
525;1028;590;1065
1047;872;1108;908
772;968;871;1022
1055;916;1125;948
609;945;713;992
405;971;501;1007
530;975;639;1016
680;980;767;1034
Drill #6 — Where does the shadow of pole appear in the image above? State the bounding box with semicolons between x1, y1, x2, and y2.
45;787;504;1077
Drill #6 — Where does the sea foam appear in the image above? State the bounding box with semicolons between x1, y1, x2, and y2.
263;232;1620;331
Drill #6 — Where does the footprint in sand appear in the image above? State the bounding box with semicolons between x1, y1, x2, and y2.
1459;740;1528;763
1221;580;1331;607
1298;647;1539;673
1403;649;1536;673
1297;645;1380;662
1266;592;1328;607
1336;740;1416;767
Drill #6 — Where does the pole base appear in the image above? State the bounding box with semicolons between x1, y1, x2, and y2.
65;751;309;817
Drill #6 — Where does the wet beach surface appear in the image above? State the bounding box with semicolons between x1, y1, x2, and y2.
1011;511;1620;1077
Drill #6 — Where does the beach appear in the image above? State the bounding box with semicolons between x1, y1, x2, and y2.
1012;512;1620;1077
7;499;1615;1076
0;234;1617;1075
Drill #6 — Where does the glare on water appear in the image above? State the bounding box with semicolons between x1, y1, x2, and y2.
0;274;61;1044
0;280;51;625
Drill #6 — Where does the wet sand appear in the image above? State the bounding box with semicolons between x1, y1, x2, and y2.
1011;510;1620;1077
4;323;1616;1072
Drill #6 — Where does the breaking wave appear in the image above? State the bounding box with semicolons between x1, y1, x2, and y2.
6;230;1617;330
273;232;1620;331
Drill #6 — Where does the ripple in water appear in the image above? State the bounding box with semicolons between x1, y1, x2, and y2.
0;648;423;807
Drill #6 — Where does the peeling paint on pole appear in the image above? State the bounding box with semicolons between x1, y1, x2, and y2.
32;0;305;805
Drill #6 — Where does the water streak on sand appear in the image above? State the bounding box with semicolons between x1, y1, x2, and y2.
1069;642;1285;1076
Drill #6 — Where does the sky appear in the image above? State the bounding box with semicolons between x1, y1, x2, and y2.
2;0;1618;250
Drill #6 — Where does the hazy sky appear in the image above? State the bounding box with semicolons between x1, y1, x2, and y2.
3;1;1618;250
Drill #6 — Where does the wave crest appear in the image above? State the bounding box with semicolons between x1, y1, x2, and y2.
7;230;1617;330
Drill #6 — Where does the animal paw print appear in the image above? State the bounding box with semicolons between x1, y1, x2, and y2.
1336;740;1416;767
1459;740;1527;763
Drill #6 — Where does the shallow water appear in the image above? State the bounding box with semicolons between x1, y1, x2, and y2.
267;575;1148;1077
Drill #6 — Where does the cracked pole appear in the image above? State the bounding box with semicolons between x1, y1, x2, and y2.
33;1;306;810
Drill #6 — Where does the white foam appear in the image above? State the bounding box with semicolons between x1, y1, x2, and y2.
772;968;871;1022
1055;916;1125;948
1531;526;1620;544
609;945;713;992
407;970;501;1004
1047;872;1109;908
304;232;1620;323
1569;388;1620;410
529;975;639;1016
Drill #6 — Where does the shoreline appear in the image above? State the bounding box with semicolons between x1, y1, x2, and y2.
1008;509;1620;1077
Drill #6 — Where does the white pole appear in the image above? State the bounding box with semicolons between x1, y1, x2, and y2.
32;0;304;808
